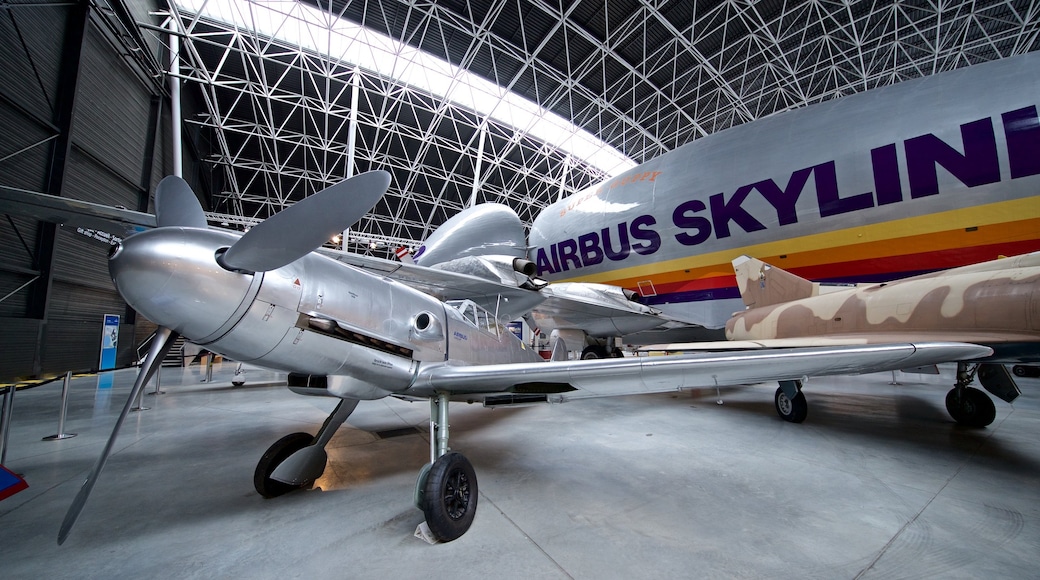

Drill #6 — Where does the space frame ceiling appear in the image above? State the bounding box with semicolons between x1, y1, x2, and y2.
161;0;1040;255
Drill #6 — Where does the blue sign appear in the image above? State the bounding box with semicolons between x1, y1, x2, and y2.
98;314;119;389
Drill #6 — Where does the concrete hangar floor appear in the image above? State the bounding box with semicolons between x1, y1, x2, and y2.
1;362;1037;578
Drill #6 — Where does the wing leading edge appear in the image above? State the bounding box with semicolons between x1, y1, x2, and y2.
406;342;993;400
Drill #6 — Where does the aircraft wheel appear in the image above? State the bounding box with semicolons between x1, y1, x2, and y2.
422;452;478;542
610;347;625;358
580;346;608;359
232;378;245;387
774;386;808;423
945;387;996;428
254;432;314;498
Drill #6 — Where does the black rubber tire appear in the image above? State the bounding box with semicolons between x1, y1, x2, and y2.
580;346;608;359
774;386;808;423
254;432;314;498
945;387;996;428
422;452;478;542
610;347;625;358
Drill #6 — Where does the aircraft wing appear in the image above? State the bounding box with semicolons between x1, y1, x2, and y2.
640;332;1038;362
0;185;155;239
405;342;992;400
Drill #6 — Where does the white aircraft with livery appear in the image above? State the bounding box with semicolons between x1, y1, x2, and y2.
523;51;1040;346
0;171;988;545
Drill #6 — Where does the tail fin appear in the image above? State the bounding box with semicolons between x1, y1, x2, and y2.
732;256;816;308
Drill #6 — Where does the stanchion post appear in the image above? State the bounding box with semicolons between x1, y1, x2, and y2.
1;385;15;465
43;371;78;441
204;353;213;383
148;362;165;395
131;369;150;412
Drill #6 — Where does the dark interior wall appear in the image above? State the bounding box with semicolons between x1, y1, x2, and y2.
0;0;176;380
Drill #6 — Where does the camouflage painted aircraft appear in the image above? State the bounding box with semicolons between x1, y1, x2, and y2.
655;252;1039;429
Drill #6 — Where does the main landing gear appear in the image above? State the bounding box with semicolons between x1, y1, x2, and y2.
945;363;997;428
769;363;1007;428
773;379;808;423
254;392;478;543
414;393;478;542
254;398;359;497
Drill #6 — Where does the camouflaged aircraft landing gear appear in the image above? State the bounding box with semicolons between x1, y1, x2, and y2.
945;363;997;428
774;379;808;423
254;398;360;497
415;393;478;543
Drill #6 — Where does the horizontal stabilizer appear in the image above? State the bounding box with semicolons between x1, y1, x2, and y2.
732;256;815;308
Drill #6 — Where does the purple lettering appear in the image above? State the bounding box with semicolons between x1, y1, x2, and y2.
906;117;1000;198
535;247;556;276
672;199;712;246
557;238;581;271
1003;106;1040;179
709;188;766;239
871;143;902;205
816;161;874;217
578;232;604;267
601;223;631;261
630;215;660;255
754;167;811;226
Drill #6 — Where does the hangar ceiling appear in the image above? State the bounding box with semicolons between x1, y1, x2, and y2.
161;0;1040;256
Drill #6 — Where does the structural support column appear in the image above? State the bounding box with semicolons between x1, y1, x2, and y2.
29;1;89;375
168;17;183;178
342;69;360;249
467;124;486;208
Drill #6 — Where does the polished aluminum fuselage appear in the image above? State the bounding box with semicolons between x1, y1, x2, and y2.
109;227;541;399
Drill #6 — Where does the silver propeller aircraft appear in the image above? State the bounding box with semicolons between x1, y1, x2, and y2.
2;171;989;544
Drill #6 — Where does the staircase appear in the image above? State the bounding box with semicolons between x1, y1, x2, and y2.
136;333;186;367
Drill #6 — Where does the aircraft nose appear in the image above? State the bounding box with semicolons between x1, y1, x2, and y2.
109;228;256;340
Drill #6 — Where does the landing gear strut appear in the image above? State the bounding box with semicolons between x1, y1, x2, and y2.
254;398;360;497
945;363;996;428
415;393;478;542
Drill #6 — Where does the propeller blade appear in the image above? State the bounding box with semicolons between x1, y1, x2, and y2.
219;170;391;273
58;327;180;545
155;176;207;229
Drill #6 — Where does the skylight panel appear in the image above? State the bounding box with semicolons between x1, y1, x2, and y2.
176;0;636;176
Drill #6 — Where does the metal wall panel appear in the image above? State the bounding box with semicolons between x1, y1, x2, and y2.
0;318;42;379
52;226;117;290
0;4;65;119
0;105;52;193
0;4;170;379
68;23;150;206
